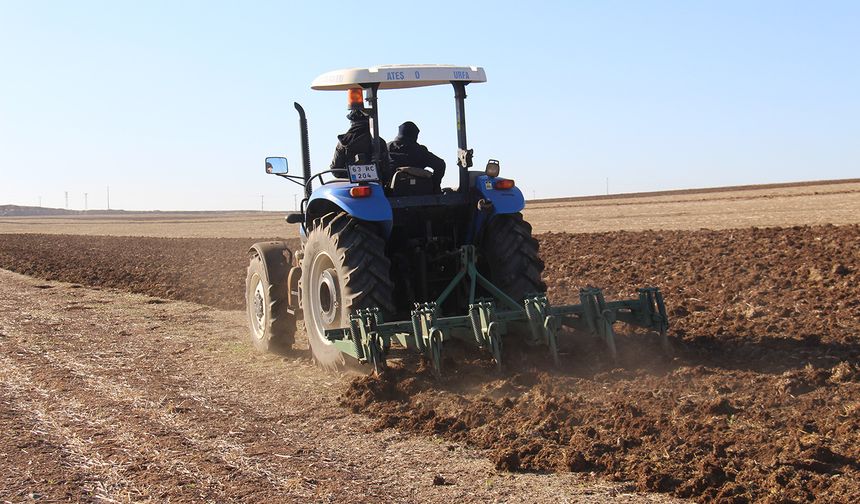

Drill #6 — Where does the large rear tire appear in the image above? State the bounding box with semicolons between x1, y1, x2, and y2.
301;212;394;370
245;253;296;352
480;212;546;302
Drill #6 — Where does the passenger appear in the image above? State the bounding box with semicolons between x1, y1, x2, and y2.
387;121;446;193
330;109;389;182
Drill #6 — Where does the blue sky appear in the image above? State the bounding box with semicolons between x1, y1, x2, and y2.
1;1;857;210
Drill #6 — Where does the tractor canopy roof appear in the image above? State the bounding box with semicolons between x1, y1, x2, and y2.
311;64;486;91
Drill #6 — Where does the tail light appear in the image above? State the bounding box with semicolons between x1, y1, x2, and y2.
349;186;372;198
493;179;515;190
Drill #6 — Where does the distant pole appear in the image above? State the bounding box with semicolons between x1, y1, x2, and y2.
260;195;264;212
107;185;110;210
64;191;68;209
606;177;609;195
38;196;42;207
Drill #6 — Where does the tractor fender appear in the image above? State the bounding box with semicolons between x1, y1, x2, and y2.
306;181;393;236
248;241;292;293
473;174;525;214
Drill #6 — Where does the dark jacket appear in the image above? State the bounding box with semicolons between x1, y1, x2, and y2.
387;121;446;186
330;114;389;181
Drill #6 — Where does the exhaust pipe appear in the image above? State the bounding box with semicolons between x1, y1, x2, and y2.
294;102;312;199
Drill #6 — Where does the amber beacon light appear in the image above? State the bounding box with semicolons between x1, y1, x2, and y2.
347;88;364;108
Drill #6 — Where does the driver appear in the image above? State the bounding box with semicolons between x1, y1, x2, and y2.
387;121;446;193
330;109;389;182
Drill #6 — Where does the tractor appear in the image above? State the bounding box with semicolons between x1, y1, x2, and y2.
246;65;669;376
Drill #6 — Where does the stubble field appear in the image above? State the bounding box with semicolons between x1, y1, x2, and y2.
1;179;859;503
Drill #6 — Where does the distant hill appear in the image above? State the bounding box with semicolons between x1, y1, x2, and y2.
0;205;271;217
0;205;175;217
0;205;84;217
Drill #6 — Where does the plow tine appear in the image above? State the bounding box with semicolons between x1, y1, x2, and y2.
487;321;502;373
653;291;673;357
524;295;561;366
429;328;444;379
524;295;547;345
468;304;485;347
410;309;426;353
638;287;672;358
600;318;618;363
544;315;560;367
369;333;385;374
469;300;504;371
524;298;541;344
411;303;448;379
350;309;389;375
579;288;618;362
659;328;673;359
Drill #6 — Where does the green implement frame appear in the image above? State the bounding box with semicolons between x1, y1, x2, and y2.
325;245;670;377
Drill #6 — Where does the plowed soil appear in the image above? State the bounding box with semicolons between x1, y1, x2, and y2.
1;225;859;502
0;234;298;310
345;225;860;503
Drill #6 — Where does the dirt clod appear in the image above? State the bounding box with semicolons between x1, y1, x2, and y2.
706;397;738;415
432;474;450;486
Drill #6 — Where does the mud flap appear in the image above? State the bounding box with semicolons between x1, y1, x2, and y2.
287;265;302;316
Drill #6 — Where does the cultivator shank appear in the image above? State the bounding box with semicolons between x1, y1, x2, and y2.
326;245;669;376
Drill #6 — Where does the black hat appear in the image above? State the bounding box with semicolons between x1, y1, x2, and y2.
397;121;420;142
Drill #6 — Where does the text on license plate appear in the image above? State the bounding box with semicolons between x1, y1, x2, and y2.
348;164;379;183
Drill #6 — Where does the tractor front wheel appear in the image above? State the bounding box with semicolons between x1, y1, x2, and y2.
245;253;296;352
301;212;394;370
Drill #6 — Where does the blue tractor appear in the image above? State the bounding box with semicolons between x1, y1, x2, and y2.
247;65;669;376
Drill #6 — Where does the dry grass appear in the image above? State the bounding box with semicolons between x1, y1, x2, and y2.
524;180;860;234
0;212;293;239
1;180;858;238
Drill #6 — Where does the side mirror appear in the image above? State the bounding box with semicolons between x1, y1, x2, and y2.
285;212;304;224
265;157;289;174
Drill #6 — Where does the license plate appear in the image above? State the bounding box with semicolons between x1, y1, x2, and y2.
348;164;379;183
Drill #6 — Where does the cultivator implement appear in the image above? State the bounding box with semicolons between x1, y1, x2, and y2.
325;245;670;377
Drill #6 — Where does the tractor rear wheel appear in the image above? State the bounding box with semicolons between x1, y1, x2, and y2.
301;212;394;370
481;212;546;302
245;253;296;352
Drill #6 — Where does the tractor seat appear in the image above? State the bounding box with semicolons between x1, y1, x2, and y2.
389;167;435;196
